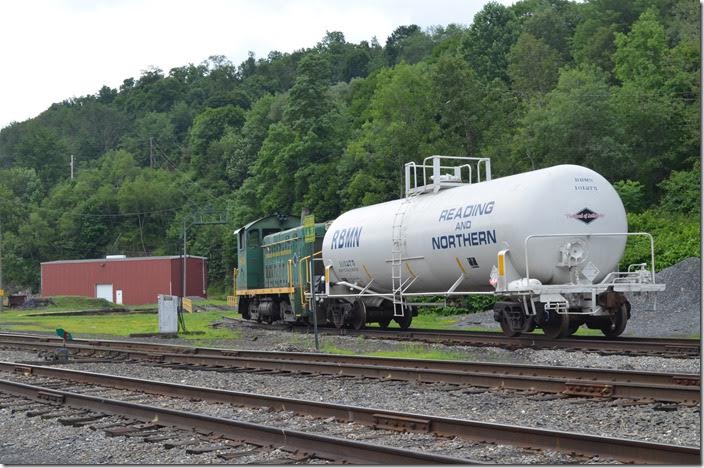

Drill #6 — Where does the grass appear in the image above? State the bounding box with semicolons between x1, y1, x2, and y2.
319;341;469;361
31;295;118;312
0;308;241;343
362;311;467;331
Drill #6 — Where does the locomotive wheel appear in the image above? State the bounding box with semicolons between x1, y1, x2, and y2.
394;306;413;330
349;301;367;330
566;324;580;336
600;304;628;338
378;318;392;329
541;313;570;339
238;298;250;320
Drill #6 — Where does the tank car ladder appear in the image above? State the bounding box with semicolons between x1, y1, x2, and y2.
391;194;417;317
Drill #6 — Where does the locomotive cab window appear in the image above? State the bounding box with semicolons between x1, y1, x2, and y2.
262;228;279;239
248;229;259;247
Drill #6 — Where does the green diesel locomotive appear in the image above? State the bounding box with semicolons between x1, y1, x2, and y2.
232;214;328;324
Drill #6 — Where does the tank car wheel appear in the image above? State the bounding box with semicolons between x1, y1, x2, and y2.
350;301;367;330
541;313;570;339
600;304;628;338
331;308;345;329
394;306;413;330
378;318;392;329
500;316;521;337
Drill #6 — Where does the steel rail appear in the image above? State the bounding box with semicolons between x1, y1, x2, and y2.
0;332;699;385
0;336;698;403
0;378;475;465
0;330;699;357
2;362;699;464
212;319;701;356
139;352;700;403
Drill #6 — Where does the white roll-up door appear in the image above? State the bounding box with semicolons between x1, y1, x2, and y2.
96;284;113;302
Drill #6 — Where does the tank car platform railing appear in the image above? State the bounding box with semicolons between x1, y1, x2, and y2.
500;233;666;315
523;232;658;287
404;155;491;197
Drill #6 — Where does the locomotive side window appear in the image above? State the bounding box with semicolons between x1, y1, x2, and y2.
238;231;244;250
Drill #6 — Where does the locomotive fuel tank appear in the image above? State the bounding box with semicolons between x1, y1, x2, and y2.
322;164;627;293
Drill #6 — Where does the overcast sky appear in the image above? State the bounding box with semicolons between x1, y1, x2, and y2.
0;0;512;130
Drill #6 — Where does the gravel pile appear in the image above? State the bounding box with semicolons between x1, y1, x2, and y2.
627;257;701;337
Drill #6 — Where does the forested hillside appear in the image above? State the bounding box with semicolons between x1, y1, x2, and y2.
0;0;699;293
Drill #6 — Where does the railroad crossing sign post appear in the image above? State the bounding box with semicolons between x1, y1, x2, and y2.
304;214;319;351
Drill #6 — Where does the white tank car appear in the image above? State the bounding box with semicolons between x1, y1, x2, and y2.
323;164;627;293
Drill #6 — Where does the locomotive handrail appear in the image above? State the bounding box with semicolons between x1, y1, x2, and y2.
523;232;656;286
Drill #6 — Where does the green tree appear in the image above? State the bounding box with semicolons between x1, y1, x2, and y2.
462;2;519;82
613;9;668;88
189;105;246;176
614;179;646;212
508;32;562;96
513;66;626;175
658;163;701;215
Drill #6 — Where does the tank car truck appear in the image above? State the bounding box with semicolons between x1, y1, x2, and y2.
233;155;665;338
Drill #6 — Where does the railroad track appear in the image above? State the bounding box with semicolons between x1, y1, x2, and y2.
0;333;699;404
217;318;701;358
0;372;474;464
1;361;699;464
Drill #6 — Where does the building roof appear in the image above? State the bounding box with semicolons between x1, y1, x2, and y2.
41;255;207;265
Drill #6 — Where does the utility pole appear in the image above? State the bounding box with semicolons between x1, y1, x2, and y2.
149;137;155;168
181;209;228;299
182;218;187;299
70;155;74;180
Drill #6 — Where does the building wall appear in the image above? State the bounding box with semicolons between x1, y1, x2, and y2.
170;257;209;298
41;257;207;305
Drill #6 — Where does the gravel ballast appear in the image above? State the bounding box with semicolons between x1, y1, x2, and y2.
0;345;699;464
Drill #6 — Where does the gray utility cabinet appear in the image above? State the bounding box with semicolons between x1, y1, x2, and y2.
158;294;179;333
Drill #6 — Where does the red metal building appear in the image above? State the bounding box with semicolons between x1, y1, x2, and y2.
41;256;208;306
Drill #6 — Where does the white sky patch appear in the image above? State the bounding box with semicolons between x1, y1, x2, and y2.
0;0;511;130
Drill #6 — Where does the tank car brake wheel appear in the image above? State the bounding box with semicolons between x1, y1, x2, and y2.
350;301;367;330
541;312;570;339
600;304;628;338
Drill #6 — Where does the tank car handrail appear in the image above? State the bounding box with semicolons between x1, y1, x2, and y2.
405;155;492;196
523;232;656;286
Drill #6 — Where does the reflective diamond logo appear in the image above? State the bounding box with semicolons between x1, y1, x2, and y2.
570;208;601;224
